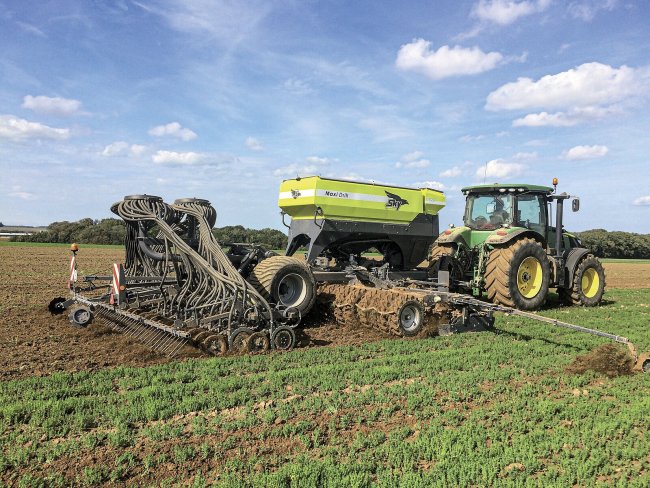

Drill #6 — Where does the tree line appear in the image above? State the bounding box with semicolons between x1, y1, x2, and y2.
10;218;289;250
575;229;650;259
9;218;650;258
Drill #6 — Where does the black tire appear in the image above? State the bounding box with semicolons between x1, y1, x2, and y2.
248;256;316;315
48;297;67;315
558;255;605;306
398;300;425;337
484;238;551;311
428;243;462;288
272;326;296;351
428;244;454;272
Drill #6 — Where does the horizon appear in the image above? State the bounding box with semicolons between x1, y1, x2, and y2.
1;0;649;232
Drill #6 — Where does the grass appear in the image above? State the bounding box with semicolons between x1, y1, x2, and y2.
1;288;649;486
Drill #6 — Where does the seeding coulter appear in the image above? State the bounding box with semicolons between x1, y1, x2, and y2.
49;177;649;372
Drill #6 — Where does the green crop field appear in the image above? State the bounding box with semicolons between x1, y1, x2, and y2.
1;288;649;487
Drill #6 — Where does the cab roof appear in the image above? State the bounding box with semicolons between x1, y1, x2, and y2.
461;183;554;194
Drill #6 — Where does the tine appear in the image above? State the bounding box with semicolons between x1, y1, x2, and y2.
167;339;186;358
159;335;176;353
142;327;158;344
153;331;171;350
129;324;144;338
150;331;165;348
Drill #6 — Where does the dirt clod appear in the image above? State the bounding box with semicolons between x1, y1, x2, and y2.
566;344;635;377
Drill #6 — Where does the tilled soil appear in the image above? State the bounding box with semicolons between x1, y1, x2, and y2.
0;246;395;381
601;262;650;289
565;343;635;377
0;245;647;381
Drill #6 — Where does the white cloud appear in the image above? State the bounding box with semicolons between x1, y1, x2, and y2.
396;150;430;169
512;151;538;160
396;159;430;169
476;159;525;179
440;166;463;178
305;156;331;165
0;114;70;141
402;150;424;161
152;150;203;165
245;136;264;151
274;156;330;177
459;134;486;143
22;95;82;117
16;21;47;38
512;106;622;127
102;141;148;157
130;144;147;156
335;173;375;183
358;115;412;141
513;111;578;127
273;164;319;177
633;196;650;206
561;145;609;160
486;62;646;111
283;78;314;96
471;0;551;25
568;0;618;22
413;180;446;191
136;0;272;43
8;191;36;201
148;122;197;141
396;40;503;80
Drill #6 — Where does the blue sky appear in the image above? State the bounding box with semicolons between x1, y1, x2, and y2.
1;0;649;232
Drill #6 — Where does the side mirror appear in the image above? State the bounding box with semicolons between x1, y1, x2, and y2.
572;198;580;212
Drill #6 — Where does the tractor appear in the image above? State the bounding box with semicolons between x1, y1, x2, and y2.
430;179;606;311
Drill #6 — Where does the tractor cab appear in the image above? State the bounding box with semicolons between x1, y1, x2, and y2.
462;183;553;238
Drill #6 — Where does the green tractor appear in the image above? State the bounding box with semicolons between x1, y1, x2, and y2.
430;180;606;311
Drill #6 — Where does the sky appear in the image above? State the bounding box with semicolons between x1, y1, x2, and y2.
1;0;650;233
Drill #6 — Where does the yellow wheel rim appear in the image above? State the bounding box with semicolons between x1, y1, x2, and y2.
517;256;543;298
581;268;600;298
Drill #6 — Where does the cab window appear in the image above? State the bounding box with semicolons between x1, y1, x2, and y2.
516;194;546;233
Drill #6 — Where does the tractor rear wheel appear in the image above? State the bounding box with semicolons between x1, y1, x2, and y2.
248;256;316;315
484;238;550;310
428;244;458;283
558;254;606;306
428;244;454;269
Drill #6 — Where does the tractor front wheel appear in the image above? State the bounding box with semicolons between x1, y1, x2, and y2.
558;254;606;306
484;238;551;310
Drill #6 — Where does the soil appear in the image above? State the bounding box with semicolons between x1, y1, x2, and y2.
0;245;647;382
0;246;395;381
565;343;635;377
602;262;650;289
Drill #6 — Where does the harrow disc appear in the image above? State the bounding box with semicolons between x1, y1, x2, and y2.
231;328;253;352
202;334;228;356
69;306;93;328
247;331;271;352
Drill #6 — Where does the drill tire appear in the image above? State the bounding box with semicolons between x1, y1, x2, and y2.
249;256;316;315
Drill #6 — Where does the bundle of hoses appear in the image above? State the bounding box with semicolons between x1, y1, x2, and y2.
110;195;275;350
